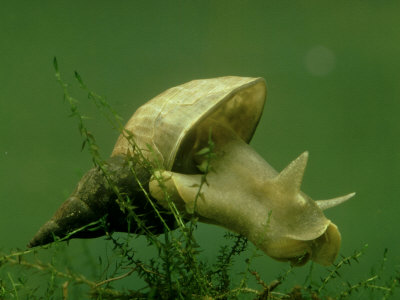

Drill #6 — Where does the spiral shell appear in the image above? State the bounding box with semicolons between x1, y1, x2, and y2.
111;76;266;172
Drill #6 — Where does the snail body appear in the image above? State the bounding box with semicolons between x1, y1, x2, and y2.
29;76;354;266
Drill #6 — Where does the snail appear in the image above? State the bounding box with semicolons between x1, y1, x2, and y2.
29;76;354;266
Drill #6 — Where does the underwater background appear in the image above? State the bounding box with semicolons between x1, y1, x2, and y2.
1;1;399;298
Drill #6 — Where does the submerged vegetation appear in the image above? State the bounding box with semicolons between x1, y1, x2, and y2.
0;59;399;299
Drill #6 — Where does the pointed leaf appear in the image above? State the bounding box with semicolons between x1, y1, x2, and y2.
53;57;59;72
196;147;210;156
74;71;85;87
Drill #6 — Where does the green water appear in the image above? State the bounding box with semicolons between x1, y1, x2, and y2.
1;1;399;298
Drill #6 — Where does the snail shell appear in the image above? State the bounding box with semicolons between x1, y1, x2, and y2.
29;76;354;266
111;76;266;172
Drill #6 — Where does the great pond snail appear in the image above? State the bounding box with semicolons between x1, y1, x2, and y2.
29;76;354;266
